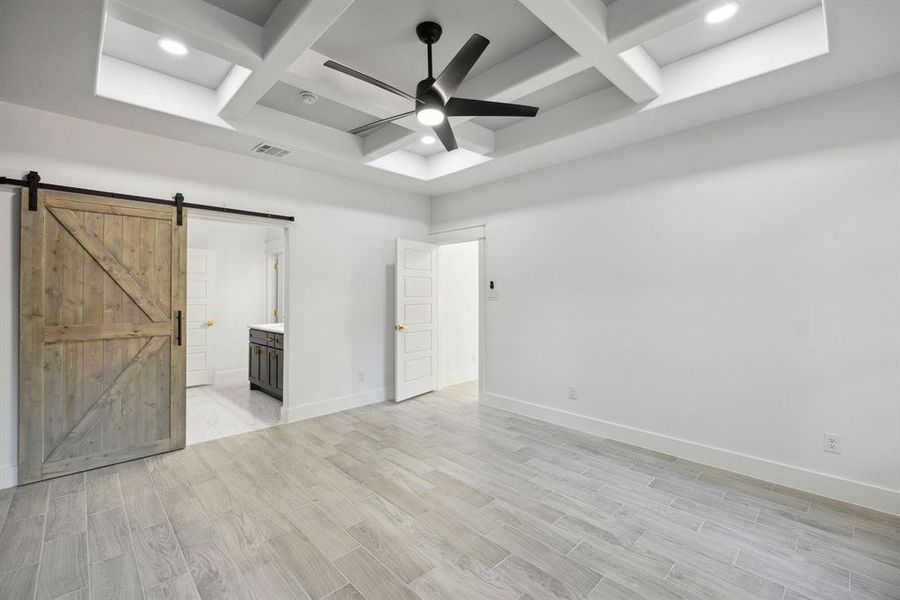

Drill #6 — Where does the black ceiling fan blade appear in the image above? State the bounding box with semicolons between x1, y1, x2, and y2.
445;97;539;118
324;60;420;103
432;120;458;152
349;111;416;135
431;34;489;103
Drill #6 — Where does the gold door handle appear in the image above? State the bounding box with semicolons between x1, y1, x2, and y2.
204;319;214;327
395;324;406;331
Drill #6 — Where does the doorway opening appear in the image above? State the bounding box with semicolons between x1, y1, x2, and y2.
185;214;288;445
437;240;480;400
394;233;484;403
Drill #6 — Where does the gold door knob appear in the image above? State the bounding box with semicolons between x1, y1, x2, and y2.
204;319;214;327
395;324;406;331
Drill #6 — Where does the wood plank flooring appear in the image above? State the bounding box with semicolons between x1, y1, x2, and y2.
1;382;898;600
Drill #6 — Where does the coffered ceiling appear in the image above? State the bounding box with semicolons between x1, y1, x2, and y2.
0;0;898;195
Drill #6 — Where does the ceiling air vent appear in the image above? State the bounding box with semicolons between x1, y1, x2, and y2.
252;143;290;158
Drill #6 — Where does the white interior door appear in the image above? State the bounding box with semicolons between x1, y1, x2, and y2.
395;239;438;401
186;248;215;387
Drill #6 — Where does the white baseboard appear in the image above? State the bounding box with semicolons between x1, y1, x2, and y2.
482;392;900;516
440;370;478;388
282;387;393;423
214;368;248;385
0;464;18;490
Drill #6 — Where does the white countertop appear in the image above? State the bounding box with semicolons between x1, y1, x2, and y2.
248;323;284;334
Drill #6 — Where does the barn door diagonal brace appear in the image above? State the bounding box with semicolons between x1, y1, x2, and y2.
26;170;40;211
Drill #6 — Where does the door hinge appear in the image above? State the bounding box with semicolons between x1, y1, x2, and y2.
273;308;279;319
273;258;279;272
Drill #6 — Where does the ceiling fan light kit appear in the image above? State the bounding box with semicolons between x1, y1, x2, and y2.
325;21;539;152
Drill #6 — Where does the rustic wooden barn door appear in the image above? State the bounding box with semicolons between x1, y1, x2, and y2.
19;189;186;484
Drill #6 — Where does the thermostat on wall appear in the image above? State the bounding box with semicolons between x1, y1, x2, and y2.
486;280;499;301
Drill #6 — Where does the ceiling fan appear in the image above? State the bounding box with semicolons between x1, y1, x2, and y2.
324;21;539;151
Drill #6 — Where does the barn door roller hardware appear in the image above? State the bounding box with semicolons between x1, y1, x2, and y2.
0;171;295;223
26;171;40;211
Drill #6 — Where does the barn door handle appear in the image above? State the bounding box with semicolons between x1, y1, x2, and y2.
176;310;183;346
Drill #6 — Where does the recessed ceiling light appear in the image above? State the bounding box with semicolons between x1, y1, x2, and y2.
420;135;436;145
158;38;188;56
705;2;739;24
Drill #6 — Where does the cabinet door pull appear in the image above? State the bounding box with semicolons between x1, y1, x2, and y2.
176;310;183;346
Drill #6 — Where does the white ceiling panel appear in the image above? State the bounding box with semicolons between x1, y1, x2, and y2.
258;81;379;132
102;17;234;89
643;0;822;66
313;0;554;100
473;68;612;131
202;0;280;26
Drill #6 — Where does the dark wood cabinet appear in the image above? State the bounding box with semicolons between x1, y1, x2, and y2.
248;329;283;400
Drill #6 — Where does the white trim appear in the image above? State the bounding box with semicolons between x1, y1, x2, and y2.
481;392;900;517
0;464;17;490
214;368;248;385
429;224;486;244
265;237;285;255
440;370;478;388
282;387;392;423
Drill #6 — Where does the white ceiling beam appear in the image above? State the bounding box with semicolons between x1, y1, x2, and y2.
355;36;589;160
218;0;353;121
107;0;263;69
518;0;661;103
605;0;716;54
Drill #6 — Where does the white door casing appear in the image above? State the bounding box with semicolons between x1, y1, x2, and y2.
186;248;215;387
395;239;438;401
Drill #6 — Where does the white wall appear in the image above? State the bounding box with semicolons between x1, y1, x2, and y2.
438;241;479;387
432;75;900;514
0;101;430;488
188;219;271;381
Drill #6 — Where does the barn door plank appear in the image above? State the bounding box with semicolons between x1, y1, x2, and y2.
18;192;46;484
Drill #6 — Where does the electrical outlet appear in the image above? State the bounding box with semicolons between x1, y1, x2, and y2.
357;369;366;383
823;433;842;454
567;385;577;400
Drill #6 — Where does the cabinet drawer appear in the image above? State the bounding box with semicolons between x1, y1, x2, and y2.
249;329;270;345
273;333;284;349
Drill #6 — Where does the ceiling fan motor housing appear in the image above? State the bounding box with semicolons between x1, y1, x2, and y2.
416;21;443;45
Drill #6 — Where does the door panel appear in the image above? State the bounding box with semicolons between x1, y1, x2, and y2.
395;239;437;401
186;248;215;387
18;190;186;484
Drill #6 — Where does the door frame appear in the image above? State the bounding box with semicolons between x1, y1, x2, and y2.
428;225;486;402
186;209;294;423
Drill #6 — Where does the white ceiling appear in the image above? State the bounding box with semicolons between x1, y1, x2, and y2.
0;0;898;195
473;68;613;131
102;18;234;89
258;81;377;131
643;0;822;66
202;0;281;26
312;0;554;97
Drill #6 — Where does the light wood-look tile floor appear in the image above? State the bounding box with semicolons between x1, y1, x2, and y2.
1;382;898;600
